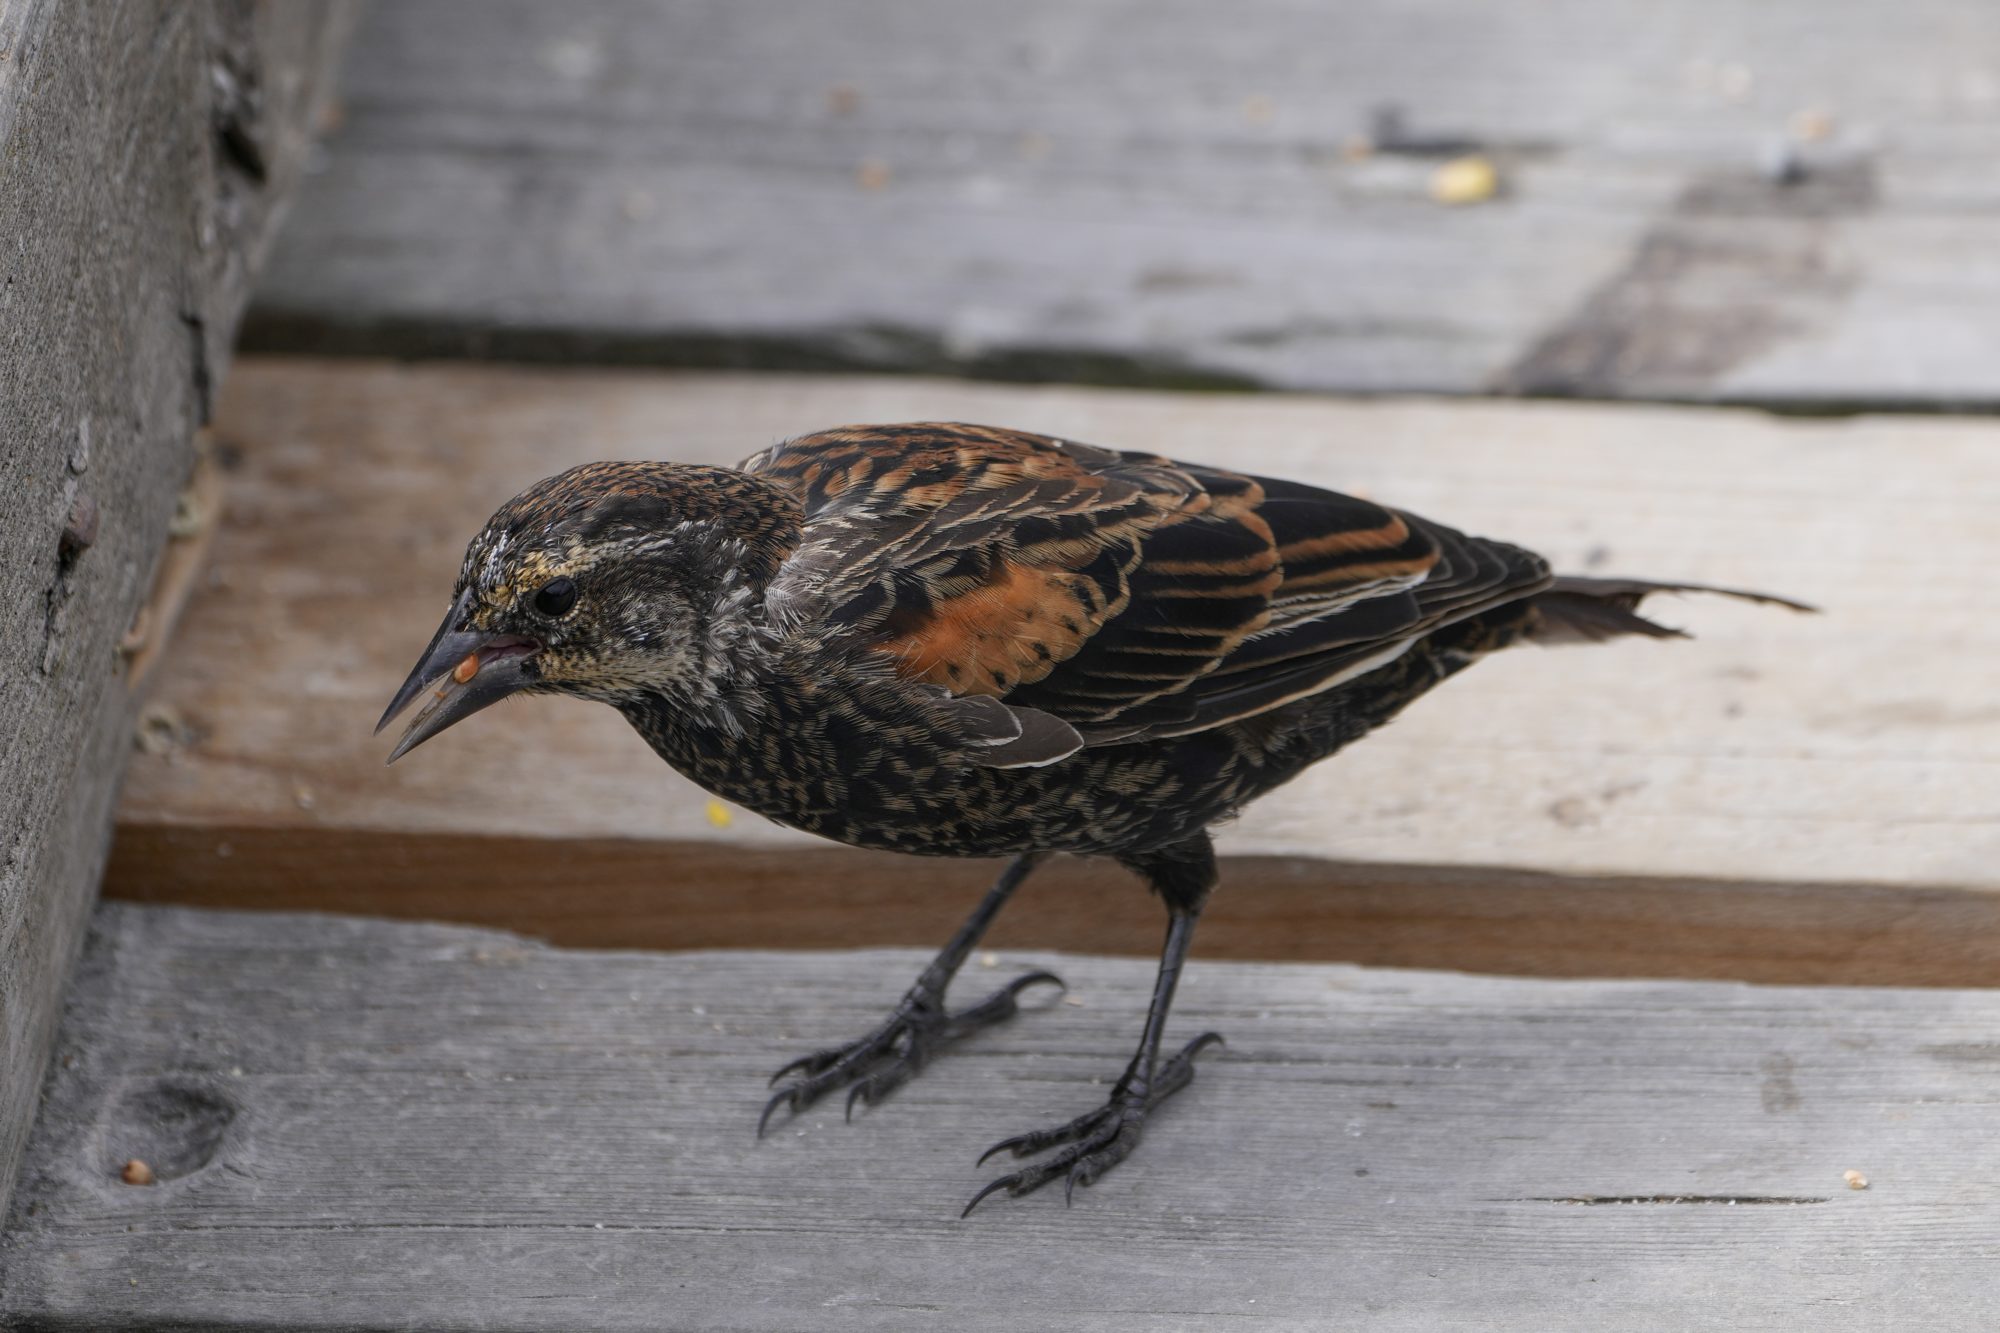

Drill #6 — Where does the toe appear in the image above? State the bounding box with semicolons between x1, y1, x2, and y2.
1065;1119;1142;1197
960;1174;1018;1218
756;1085;800;1138
975;1130;1037;1167
974;1102;1114;1165
943;970;1065;1036
759;977;1065;1140
768;1048;840;1085
1147;1031;1226;1104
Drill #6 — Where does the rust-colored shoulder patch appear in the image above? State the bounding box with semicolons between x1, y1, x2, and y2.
878;557;1127;695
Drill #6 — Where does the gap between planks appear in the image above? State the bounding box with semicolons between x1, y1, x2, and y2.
106;358;2000;985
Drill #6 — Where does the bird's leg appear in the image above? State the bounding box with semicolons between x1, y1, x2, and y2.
760;852;1062;1134
964;837;1223;1214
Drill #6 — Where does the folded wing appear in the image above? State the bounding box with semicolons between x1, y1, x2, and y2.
748;424;1552;763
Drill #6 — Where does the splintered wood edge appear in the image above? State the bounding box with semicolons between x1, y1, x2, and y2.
102;824;2000;987
121;444;227;690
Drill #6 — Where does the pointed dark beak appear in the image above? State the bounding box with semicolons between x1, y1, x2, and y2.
376;589;542;764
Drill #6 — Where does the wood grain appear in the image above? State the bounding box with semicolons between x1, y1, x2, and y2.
0;1;351;1227
246;0;2000;407
106;358;2000;983
6;903;2000;1330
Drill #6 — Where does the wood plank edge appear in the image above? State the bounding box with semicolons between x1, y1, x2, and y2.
235;314;2000;417
234;310;1269;393
103;821;2000;987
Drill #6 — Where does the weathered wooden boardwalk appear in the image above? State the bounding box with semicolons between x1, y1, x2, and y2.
7;2;2000;1329
7;904;1999;1330
0;355;1984;1327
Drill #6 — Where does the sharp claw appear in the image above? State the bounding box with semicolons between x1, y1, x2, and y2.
756;1086;797;1139
845;1082;870;1122
1064;1169;1080;1207
768;1052;822;1086
1006;969;1066;998
976;1132;1032;1167
1146;1030;1228;1103
960;1174;1017;1219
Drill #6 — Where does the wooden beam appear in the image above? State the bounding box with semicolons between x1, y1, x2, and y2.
106;359;2000;984
246;0;2000;407
105;827;2000;987
8;903;2000;1328
0;3;352;1225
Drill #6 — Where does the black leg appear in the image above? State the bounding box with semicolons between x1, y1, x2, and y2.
760;852;1061;1134
963;835;1224;1214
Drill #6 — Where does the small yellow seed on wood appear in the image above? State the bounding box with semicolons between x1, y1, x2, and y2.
1844;1169;1869;1190
1792;108;1835;142
452;652;480;685
1430;155;1499;206
705;799;734;829
121;1158;155;1186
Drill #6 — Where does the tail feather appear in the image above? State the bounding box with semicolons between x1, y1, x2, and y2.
1526;577;1816;646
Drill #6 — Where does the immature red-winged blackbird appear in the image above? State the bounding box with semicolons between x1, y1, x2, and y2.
379;423;1807;1213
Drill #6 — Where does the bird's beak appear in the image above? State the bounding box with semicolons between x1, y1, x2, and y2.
376;589;542;764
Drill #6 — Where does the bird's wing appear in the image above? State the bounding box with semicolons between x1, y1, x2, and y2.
747;424;1550;764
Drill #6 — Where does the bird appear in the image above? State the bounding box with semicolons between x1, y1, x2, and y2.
376;422;1809;1213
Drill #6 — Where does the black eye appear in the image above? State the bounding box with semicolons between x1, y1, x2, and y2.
533;577;578;618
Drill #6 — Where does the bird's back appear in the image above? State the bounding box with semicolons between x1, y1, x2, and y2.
743;422;1555;771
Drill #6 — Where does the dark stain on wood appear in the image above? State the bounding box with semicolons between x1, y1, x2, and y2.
1497;159;1878;398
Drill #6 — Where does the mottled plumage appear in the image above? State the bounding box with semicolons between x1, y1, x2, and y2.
380;422;1808;1212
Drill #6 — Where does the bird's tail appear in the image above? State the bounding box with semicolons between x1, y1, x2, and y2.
1524;576;1816;645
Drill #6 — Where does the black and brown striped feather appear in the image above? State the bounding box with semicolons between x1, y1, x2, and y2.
747;423;1551;755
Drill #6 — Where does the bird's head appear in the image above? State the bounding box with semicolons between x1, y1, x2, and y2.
376;460;801;762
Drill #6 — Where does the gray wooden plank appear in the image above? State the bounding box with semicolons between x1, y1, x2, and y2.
0;0;353;1225
5;902;1999;1330
247;0;2000;406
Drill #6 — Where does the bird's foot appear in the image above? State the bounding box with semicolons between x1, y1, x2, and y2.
961;1031;1224;1215
759;969;1065;1135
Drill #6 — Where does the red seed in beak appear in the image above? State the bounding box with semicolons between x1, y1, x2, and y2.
451;652;480;685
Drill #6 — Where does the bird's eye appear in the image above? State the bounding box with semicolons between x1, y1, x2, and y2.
533;577;578;618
